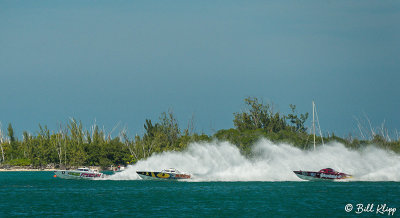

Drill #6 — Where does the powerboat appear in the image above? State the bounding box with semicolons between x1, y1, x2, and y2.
293;168;352;181
54;167;104;179
136;168;191;180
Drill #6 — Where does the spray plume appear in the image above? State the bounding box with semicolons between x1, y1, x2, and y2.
108;139;400;182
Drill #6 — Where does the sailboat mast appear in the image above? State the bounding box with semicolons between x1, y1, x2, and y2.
313;101;316;151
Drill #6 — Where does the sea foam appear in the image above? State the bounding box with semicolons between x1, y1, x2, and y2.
108;139;400;181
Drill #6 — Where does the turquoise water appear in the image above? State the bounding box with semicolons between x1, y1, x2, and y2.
0;172;399;217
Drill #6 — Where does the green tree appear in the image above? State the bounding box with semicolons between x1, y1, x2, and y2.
7;123;15;143
286;104;309;132
234;97;272;131
7;123;19;159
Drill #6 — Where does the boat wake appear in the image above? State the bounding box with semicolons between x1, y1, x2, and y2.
107;139;400;181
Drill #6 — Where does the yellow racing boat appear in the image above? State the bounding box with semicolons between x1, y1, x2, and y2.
136;168;191;180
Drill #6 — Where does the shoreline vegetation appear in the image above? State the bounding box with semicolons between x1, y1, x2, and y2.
0;97;399;170
0;167;56;172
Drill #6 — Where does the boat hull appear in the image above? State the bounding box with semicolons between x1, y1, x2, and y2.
136;171;190;180
54;170;104;179
293;170;352;181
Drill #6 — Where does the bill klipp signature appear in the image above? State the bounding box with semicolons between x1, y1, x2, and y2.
345;203;396;216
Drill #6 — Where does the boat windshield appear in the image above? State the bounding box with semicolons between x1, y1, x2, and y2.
162;168;178;173
319;168;336;173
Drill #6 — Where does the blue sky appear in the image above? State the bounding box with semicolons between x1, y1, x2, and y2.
0;1;399;138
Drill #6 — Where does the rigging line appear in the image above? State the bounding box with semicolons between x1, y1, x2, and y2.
314;103;325;146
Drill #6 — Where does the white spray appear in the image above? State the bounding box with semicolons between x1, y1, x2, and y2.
108;139;400;181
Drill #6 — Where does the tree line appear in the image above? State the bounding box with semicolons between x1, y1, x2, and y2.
0;97;399;169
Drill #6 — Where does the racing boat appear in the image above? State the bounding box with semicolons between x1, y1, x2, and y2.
293;168;352;181
54;167;105;179
293;104;353;181
136;168;191;180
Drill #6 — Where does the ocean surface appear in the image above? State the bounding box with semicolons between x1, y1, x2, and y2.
0;171;399;217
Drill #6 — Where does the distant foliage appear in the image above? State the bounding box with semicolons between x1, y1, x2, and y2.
0;111;211;169
219;97;399;154
233;97;308;133
0;97;399;168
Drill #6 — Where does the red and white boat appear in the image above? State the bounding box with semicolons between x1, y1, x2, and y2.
293;168;352;181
